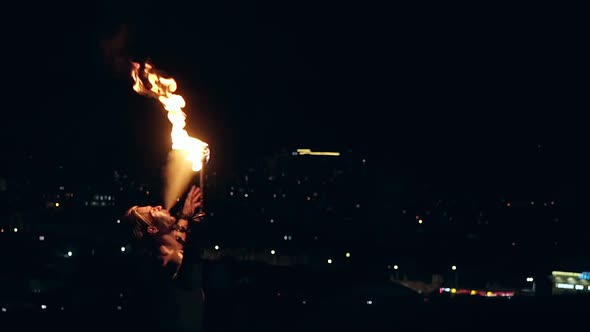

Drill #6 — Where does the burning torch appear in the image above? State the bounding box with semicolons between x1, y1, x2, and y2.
130;61;211;222
193;146;210;222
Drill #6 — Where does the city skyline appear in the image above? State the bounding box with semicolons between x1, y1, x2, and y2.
2;147;587;252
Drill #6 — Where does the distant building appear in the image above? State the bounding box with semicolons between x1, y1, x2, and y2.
551;270;590;295
395;274;443;295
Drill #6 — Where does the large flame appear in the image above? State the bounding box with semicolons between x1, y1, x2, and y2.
130;61;210;172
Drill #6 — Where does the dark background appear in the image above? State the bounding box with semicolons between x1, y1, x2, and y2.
2;2;587;181
1;3;589;330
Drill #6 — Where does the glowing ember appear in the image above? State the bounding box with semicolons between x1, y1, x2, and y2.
130;61;210;171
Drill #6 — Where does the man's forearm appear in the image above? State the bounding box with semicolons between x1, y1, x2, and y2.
175;218;190;244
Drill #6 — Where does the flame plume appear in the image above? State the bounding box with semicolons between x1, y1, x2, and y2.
131;61;210;209
131;61;210;172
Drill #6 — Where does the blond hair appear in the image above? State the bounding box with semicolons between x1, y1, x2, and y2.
124;205;155;240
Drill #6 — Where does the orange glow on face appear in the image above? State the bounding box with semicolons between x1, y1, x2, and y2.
131;61;210;171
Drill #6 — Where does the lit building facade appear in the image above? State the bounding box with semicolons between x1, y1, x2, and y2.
551;271;590;295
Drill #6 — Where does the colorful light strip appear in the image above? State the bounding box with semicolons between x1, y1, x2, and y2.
438;288;515;297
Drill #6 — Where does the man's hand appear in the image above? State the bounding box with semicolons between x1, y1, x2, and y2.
181;185;202;219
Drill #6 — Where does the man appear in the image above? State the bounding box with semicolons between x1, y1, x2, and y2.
123;185;205;332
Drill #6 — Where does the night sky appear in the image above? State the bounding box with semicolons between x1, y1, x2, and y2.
1;2;588;188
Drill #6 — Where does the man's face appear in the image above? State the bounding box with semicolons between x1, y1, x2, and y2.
136;205;176;233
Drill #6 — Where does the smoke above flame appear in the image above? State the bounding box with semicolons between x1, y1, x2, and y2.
130;61;210;209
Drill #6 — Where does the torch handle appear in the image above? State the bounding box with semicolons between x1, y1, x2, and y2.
193;156;206;223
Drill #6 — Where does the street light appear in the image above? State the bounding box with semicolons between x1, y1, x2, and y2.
451;265;458;287
526;276;536;292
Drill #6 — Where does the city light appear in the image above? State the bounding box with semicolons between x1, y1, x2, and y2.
439;288;515;297
452;265;457;271
556;283;574;289
296;148;340;156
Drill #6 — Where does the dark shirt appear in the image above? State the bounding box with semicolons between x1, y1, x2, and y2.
128;226;205;331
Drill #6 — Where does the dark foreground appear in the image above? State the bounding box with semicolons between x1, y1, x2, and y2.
2;293;587;331
1;260;587;331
